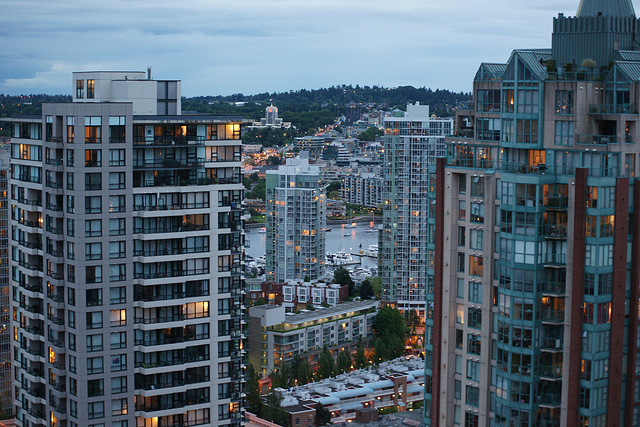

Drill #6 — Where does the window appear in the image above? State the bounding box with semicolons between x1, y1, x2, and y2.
70;400;78;418
88;402;104;420
85;196;102;214
76;80;84;98
68;288;76;306
109;149;125;166
467;360;480;381
111;377;127;394
111;331;126;349
86;266;102;284
87;334;103;352
69;333;76;351
68;264;76;283
555;90;574;115
87;311;103;329
67;149;74;166
476;118;500;141
109;172;125;190
218;341;231;358
468;307;482;329
85;116;102;143
110;218;126;236
67;218;75;236
88;378;104;397
470;177;484;197
470;229;483;250
87;79;95;98
476;89;501;113
469;255;483;276
86;243;102;260
111;398;127;415
458;226;466;247
67;173;74;191
87;289;102;306
111;309;126;326
516;89;539;114
110;264;126;282
86;173;102;190
467;334;481;355
466;385;479;407
110;287;126;304
470;202;484;223
458;174;467;194
109;241;126;259
459;200;466;220
67;117;75;143
109;116;126;143
113;421;128;427
68;310;76;328
67;241;75;260
85;149;102;167
111;354;127;371
554;121;574;146
516;119;538;144
469;282;482;303
109;195;125;213
85;220;102;237
458;252;465;272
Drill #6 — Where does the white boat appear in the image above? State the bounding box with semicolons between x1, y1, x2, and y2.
343;223;357;229
258;227;266;234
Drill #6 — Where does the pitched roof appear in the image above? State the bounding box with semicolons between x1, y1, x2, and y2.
576;0;635;17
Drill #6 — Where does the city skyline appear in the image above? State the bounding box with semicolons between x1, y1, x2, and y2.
2;0;581;96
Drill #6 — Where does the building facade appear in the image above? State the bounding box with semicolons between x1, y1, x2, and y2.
342;172;383;208
248;301;377;377
379;103;453;316
427;1;640;426
0;145;11;416
265;154;326;282
6;71;247;427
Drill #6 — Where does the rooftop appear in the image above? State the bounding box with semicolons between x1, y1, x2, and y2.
280;300;378;325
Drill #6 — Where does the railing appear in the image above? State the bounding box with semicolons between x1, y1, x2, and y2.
133;202;209;211
134;313;209;324
133;224;209;234
540;337;563;351
17;240;43;250
17;219;41;228
588;104;633;114
135;177;241;188
134;268;209;279
545;196;568;210
538;282;565;295
133;135;206;146
449;129;474;138
45;159;63;166
132;158;205;170
541;253;566;265
46;137;63;144
542;224;567;238
45;180;62;189
46;203;62;212
539;309;564;323
14;198;42;206
576;134;618;145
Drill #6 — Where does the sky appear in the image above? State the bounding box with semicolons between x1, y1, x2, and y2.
0;0;590;97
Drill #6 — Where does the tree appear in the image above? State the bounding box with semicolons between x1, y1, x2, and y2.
266;155;282;165
354;342;368;369
372;306;408;362
367;276;382;299
337;349;351;373
334;267;355;296
359;279;374;299
264;390;290;427
315;402;332;426
405;309;421;334
246;363;263;417
317;346;336;379
357;126;384;142
245;179;266;200
327;181;342;194
291;355;313;385
269;364;291;389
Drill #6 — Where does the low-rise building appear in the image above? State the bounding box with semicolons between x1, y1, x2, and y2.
278;356;425;424
342;173;384;208
249;301;378;376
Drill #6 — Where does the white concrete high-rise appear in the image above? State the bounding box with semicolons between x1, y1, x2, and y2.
265;154;326;282
5;71;248;427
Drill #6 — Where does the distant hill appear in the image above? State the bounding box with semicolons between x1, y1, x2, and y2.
1;85;471;136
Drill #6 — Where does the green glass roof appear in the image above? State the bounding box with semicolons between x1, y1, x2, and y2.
576;0;635;17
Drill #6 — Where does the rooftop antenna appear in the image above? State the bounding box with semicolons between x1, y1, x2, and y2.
147;66;152;80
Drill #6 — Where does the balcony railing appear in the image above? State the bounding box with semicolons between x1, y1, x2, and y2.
133;135;206;146
588;104;633;114
132;158;206;170
575;134;619;145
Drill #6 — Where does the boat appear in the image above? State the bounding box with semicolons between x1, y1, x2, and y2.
365;227;377;233
326;228;332;232
258;227;266;234
343;223;356;229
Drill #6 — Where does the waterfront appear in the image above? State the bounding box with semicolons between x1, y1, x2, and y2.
246;221;380;271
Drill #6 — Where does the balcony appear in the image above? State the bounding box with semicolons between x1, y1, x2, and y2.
588;104;633;115
133;136;206;146
45;180;63;189
541;224;567;239
133;158;206;170
575;134;619;145
538;282;565;295
540;337;563;351
545;196;568;210
539;309;564;324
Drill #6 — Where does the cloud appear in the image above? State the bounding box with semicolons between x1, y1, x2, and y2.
0;0;587;95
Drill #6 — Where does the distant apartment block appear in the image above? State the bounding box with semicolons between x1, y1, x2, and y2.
258;280;349;310
342;172;383;208
248;301;378;376
266;154;326;282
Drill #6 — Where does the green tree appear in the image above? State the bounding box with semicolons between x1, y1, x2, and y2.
246;179;266;200
246;363;263;417
326;181;342;194
334;267;355;296
315;402;332;426
357;126;384;141
337;349;351;373
266;155;282;165
372;306;408;362
367;276;382;299
263;390;290;427
354;342;368;369
317;346;336;379
269;364;291;389
359;279;374;299
405;309;421;335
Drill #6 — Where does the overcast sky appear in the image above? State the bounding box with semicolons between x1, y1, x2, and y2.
0;0;594;96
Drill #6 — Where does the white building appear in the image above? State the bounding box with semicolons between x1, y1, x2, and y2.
379;103;453;316
5;71;247;427
266;154;326;282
